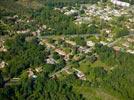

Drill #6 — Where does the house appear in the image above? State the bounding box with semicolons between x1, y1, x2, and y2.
85;48;92;53
76;72;86;80
36;29;41;34
0;45;7;52
0;61;7;69
73;68;86;80
75;16;91;24
54;7;61;11
100;41;108;45
127;38;134;43
64;10;78;16
32;32;37;36
55;49;67;56
64;54;70;61
17;29;30;34
129;18;134;23
113;46;121;51
78;46;92;53
65;40;76;46
122;42;129;48
78;46;86;52
39;41;44;45
27;68;37;78
126;50;134;54
46;58;56;64
111;0;130;7
73;55;80;61
35;67;42;73
106;30;111;34
107;38;113;42
27;68;34;78
42;25;47;29
87;41;95;47
26;20;30;23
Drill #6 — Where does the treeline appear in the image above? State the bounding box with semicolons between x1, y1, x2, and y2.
39;7;77;35
41;0;107;7
0;0;32;15
95;44;134;99
0;70;85;100
0;21;9;36
32;7;99;35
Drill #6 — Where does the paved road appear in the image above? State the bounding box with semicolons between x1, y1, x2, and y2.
38;34;100;39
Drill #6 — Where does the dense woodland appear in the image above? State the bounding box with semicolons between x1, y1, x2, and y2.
41;0;134;7
42;0;107;7
32;7;100;35
0;71;84;100
2;35;46;77
96;44;134;99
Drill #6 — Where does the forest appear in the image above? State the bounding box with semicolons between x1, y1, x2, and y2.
95;44;134;99
32;7;99;35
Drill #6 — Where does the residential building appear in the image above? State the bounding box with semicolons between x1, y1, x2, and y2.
87;41;95;47
111;0;130;7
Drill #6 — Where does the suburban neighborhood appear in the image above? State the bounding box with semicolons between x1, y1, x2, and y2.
0;0;134;100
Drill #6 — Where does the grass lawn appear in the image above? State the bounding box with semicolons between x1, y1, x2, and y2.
58;71;70;80
91;60;109;70
79;59;110;74
79;59;91;73
73;85;119;100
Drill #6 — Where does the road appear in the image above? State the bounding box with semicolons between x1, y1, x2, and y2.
108;34;133;47
50;66;70;77
38;34;100;39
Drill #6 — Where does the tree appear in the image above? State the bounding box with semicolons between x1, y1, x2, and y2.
87;24;99;34
75;37;86;46
57;58;66;68
115;27;129;38
80;9;85;14
44;64;55;73
0;70;4;87
53;52;60;60
4;34;46;77
89;55;97;63
0;22;9;36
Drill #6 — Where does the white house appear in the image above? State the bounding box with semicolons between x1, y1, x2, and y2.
127;50;134;54
0;61;7;69
87;41;95;47
64;10;78;15
111;0;130;7
46;58;56;64
65;40;76;46
100;41;108;45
